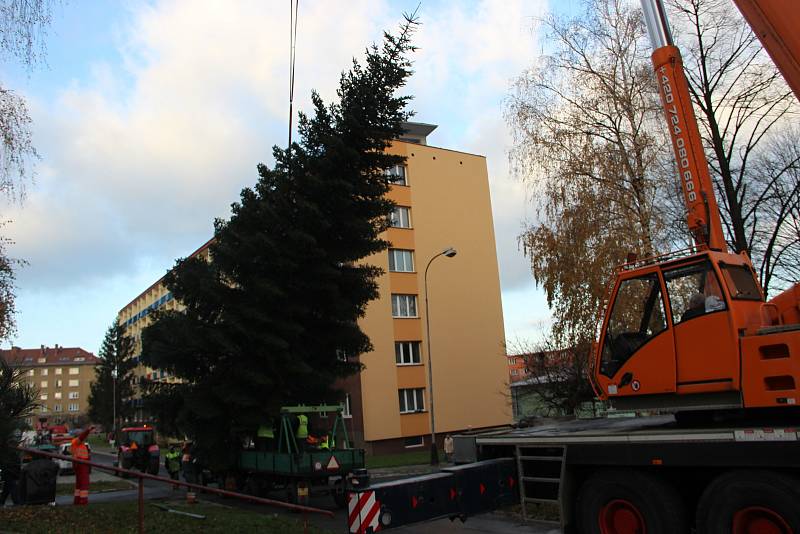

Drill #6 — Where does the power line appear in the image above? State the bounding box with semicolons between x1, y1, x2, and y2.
288;0;299;179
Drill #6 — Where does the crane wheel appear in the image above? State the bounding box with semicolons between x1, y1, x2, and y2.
575;470;686;534
696;470;800;534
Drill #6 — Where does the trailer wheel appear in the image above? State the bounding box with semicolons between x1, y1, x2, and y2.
576;470;686;534
696;470;800;534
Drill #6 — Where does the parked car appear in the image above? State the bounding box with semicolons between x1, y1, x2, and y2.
56;442;91;475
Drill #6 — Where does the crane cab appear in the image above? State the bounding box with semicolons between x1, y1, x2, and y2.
591;250;799;411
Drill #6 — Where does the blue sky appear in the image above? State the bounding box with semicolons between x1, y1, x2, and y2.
3;0;570;355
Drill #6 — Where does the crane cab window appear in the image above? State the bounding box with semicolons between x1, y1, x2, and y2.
664;262;727;324
600;273;667;377
719;263;761;301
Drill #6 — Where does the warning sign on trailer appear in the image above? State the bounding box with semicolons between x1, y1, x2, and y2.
327;455;340;471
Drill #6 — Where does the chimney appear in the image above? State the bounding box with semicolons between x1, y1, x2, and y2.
40;344;46;356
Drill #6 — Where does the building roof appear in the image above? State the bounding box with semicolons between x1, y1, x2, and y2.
0;345;100;367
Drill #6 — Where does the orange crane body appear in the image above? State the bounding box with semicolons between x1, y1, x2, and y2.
591;0;800;412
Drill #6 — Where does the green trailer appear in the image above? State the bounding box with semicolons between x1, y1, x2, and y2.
236;404;365;508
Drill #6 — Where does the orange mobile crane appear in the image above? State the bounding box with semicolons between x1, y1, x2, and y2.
591;0;800;414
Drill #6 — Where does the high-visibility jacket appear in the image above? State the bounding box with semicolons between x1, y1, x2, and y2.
296;415;308;439
319;435;330;450
71;439;90;461
165;450;181;473
257;424;274;439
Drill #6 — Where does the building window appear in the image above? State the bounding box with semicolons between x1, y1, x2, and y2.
41;368;48;376
510;369;518;376
74;357;85;362
53;404;62;412
27;370;34;377
69;367;79;375
68;392;79;400
389;206;411;229
40;393;48;400
55;368;62;375
404;436;424;448
388;249;414;272
384;165;407;186
336;349;348;362
68;403;79;412
56;380;63;388
395;341;422;365
398;388;425;414
343;394;352;418
54;392;62;400
391;294;418;318
40;381;48;388
68;379;79;387
40;405;48;413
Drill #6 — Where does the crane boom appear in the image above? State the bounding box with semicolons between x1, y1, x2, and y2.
733;0;800;102
640;0;727;252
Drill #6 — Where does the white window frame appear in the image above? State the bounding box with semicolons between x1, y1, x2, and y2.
56;380;63;388
343;394;352;418
69;367;80;375
391;294;418;318
53;404;62;412
68;379;79;387
68;403;79;412
27;369;34;377
389;206;411;229
40;393;48;400
40;381;48;388
55;368;62;375
41;368;48;376
384;164;407;186
68;391;79;400
54;392;62;400
398;388;425;414
395;341;422;365
388;249;414;272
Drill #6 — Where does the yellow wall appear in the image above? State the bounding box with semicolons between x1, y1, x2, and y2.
358;141;511;442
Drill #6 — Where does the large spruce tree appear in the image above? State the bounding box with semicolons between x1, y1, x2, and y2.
87;321;136;433
141;16;418;469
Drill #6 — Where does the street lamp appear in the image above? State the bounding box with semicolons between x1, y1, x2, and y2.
424;246;457;466
111;366;118;445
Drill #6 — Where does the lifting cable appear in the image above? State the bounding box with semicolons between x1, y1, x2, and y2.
287;0;299;180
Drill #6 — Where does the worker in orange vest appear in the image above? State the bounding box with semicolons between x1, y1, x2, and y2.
71;426;94;505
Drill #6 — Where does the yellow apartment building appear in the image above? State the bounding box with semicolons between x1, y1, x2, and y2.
118;122;511;452
1;345;100;427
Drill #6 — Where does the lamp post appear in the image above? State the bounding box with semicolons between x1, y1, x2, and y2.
424;246;457;466
112;365;117;444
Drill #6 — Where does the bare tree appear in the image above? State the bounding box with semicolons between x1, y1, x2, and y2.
506;0;676;348
509;338;596;419
0;0;57;341
667;0;800;295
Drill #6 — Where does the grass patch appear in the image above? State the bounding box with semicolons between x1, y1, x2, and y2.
365;450;430;469
55;480;133;496
0;500;334;533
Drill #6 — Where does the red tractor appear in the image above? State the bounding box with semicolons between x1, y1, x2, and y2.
116;426;160;475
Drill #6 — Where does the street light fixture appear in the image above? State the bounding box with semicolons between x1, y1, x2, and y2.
424;246;457;466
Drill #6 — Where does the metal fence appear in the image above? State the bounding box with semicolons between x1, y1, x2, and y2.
17;446;334;533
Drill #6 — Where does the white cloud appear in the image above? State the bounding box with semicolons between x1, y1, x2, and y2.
6;0;553;349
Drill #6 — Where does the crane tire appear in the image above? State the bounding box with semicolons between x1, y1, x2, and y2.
696;470;800;534
575;469;687;534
